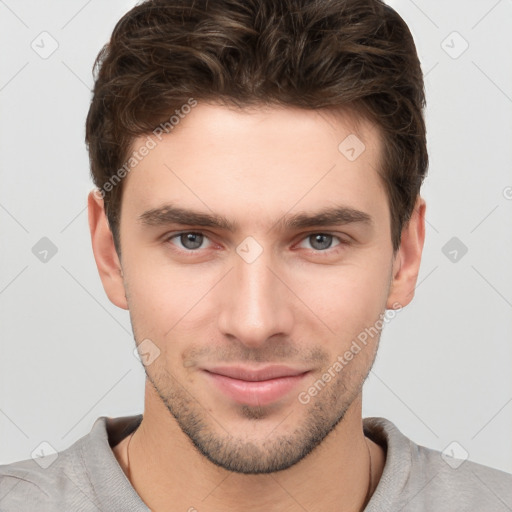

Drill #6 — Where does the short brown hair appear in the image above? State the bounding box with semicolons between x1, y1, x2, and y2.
85;0;428;256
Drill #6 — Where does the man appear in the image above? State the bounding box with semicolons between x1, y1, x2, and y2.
1;0;511;510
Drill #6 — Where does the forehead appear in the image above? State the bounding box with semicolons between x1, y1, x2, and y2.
121;102;388;229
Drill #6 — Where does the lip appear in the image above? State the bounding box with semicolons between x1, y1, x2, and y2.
202;365;310;407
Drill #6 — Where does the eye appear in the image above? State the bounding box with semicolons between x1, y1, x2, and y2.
163;231;348;255
165;231;212;251
297;233;344;252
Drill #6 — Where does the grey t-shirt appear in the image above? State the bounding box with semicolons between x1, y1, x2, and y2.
0;414;511;511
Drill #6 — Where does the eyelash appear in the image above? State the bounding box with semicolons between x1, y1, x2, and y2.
163;231;350;256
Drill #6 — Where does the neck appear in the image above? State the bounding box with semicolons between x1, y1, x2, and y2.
115;385;385;512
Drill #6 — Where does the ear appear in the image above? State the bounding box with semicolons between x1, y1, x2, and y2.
87;190;128;310
386;196;426;309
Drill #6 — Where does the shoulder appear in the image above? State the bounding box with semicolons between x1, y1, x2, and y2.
0;414;145;512
411;441;512;509
0;436;98;512
0;415;134;512
364;417;512;512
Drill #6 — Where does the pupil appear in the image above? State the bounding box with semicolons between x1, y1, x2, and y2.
182;233;202;249
312;234;331;250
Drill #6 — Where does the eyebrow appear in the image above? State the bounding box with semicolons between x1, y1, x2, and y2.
138;203;373;232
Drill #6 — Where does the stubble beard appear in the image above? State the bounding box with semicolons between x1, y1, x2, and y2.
143;361;371;474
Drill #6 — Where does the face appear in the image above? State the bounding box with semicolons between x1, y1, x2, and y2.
97;103;416;474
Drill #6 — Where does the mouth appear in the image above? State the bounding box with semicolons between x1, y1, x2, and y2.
202;365;311;407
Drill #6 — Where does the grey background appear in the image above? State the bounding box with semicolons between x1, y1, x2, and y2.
1;0;511;474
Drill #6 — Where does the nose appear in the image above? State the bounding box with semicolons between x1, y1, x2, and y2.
216;245;294;348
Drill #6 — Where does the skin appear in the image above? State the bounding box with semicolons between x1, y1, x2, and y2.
88;102;426;512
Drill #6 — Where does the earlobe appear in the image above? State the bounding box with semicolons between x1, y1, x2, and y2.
87;190;128;310
386;196;426;309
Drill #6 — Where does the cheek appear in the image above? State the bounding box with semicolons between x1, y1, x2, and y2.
296;258;392;337
123;256;220;347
